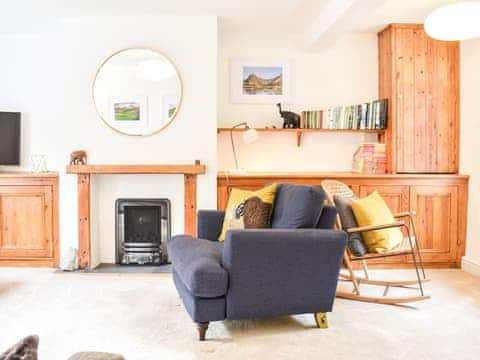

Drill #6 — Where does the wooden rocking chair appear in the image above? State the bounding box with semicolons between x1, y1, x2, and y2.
321;180;430;304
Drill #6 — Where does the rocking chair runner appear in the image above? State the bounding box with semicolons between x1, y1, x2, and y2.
321;180;430;304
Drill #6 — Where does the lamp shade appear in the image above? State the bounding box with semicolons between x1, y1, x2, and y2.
424;1;480;41
242;128;259;144
136;59;176;81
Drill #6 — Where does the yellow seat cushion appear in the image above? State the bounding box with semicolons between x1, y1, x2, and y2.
218;183;277;241
351;191;403;253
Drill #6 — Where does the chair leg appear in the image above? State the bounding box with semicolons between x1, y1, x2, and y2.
314;312;328;329
404;225;424;296
343;250;361;295
361;260;369;279
197;322;209;341
410;217;427;279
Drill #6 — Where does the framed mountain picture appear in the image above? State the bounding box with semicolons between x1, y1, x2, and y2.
109;95;148;135
230;59;292;103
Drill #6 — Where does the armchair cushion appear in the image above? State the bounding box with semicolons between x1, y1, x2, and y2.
316;204;338;229
197;210;225;241
167;235;228;298
272;184;325;229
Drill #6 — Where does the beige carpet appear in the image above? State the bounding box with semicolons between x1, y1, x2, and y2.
0;268;479;360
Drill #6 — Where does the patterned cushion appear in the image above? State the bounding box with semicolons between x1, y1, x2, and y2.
0;335;39;360
218;184;277;241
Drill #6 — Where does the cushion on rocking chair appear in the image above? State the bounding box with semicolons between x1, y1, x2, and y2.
351;191;403;253
333;195;368;256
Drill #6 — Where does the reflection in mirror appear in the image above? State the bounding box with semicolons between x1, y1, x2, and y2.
93;48;182;136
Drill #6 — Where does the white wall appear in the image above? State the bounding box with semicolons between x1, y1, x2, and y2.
460;39;480;276
0;15;218;266
217;31;379;172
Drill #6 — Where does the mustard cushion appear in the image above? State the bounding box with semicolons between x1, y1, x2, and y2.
351;191;402;253
218;183;277;241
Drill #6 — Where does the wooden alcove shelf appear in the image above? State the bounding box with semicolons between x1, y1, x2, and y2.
217;128;386;146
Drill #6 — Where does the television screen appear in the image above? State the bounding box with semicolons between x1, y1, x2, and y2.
0;112;21;166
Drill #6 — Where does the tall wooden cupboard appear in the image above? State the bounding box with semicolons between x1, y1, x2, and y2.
378;24;459;174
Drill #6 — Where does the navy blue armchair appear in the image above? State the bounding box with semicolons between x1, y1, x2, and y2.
168;184;347;340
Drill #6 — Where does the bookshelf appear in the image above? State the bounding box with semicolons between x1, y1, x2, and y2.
217;128;385;147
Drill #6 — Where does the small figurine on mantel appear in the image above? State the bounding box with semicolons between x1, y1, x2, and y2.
277;103;300;129
70;150;87;165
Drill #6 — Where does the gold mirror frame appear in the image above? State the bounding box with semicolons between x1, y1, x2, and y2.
92;48;183;137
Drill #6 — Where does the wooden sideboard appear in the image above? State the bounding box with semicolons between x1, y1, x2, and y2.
217;172;469;269
0;172;59;267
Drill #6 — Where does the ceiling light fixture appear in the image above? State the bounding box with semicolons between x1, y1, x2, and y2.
135;59;176;81
424;1;480;41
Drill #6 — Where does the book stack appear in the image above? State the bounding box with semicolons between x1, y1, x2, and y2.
300;110;323;129
300;99;388;130
352;143;387;174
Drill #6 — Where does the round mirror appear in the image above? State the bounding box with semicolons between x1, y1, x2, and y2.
93;48;182;136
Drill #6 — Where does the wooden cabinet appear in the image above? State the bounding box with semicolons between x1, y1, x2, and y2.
217;172;468;268
378;24;459;174
358;185;409;214
409;185;459;265
0;173;59;267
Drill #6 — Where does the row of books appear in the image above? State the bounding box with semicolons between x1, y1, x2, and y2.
300;99;388;130
352;143;387;174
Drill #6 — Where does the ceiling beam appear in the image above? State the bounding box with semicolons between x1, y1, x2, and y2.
302;0;389;51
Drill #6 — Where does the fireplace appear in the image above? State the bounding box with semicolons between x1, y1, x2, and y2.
115;199;171;265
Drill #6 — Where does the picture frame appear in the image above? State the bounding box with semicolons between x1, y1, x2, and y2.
109;95;148;135
230;58;292;104
162;94;180;123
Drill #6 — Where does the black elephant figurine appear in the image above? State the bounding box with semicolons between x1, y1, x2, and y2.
277;103;300;128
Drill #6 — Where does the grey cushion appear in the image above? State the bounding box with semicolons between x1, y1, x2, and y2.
272;184;325;229
333;195;368;256
167;235;228;298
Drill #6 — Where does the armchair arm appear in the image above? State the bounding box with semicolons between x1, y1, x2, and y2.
222;229;347;320
346;221;405;234
197;210;225;241
393;211;416;219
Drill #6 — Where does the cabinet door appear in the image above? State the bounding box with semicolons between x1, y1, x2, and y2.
358;185;410;214
0;186;54;259
394;27;459;173
409;185;458;264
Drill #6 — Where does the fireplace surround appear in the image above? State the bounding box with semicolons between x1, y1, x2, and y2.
115;199;171;265
66;162;205;268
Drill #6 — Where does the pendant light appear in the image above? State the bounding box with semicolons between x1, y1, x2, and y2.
424;1;480;41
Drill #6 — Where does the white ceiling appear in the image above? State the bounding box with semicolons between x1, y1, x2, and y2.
0;0;466;39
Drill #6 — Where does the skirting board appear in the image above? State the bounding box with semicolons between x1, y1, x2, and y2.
462;256;480;277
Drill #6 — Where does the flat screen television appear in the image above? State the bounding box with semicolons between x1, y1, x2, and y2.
0;112;21;166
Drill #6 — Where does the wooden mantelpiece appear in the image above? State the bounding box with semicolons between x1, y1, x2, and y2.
67;162;206;269
66;163;206;175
